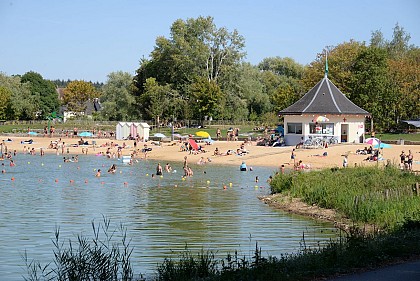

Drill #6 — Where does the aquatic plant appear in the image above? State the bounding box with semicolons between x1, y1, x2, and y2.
23;216;135;281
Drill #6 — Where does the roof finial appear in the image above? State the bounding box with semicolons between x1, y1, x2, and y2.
324;48;329;78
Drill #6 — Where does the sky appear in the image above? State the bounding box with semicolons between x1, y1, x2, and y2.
1;0;419;83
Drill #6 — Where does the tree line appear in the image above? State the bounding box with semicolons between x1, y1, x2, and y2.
0;17;418;131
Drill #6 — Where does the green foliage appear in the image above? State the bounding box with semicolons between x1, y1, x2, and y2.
63;80;100;114
0;86;12;120
270;166;420;229
134;16;245;121
0;72;37;120
21;71;60;119
101;71;137;121
23;217;134;281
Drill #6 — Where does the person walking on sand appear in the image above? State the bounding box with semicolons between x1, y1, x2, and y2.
289;148;296;165
343;155;348;168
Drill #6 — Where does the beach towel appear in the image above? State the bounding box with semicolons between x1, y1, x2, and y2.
188;139;199;151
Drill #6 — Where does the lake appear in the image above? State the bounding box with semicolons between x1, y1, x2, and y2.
0;153;338;280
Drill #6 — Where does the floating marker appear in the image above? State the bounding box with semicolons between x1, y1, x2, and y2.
229;182;233;187
146;173;149;176
11;177;15;181
27;161;30;165
160;175;163;178
55;179;58;183
58;164;61;168
85;179;88;183
206;180;210;184
41;163;44;166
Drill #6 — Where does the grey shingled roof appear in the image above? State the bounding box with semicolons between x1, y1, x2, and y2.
279;77;370;115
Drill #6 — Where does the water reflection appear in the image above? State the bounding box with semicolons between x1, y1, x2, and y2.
0;154;338;280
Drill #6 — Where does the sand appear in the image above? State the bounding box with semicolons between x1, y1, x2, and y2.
1;135;419;171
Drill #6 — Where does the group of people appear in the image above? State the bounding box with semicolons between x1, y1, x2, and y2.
400;150;414;171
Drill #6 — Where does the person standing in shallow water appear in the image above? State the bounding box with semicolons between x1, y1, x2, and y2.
156;163;163;176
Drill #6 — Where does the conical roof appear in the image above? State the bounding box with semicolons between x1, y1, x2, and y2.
279;77;369;115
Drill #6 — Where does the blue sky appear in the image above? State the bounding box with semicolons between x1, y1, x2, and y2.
1;0;419;83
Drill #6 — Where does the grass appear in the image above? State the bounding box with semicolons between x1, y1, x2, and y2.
270;166;420;230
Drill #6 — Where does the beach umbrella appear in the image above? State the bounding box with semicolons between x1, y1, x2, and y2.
78;131;93;137
365;137;380;146
196;131;210;138
374;142;392;149
28;131;38;136
313;115;329;122
153;133;166;138
203;138;215;144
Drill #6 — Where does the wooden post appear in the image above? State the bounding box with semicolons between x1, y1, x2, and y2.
415;182;419;196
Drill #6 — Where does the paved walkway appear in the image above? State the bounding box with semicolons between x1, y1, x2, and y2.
327;259;420;281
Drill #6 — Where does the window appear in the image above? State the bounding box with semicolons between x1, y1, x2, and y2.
287;123;302;134
309;123;334;135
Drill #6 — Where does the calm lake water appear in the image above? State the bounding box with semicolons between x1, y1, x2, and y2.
0;153;338;280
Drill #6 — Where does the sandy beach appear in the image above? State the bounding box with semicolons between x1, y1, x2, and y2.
1;135;419;171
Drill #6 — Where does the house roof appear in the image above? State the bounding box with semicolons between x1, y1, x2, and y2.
279;76;370;116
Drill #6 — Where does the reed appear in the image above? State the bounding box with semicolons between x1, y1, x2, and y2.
270;166;420;229
23;216;135;281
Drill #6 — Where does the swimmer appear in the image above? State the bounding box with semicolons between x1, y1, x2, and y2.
95;169;101;177
108;164;117;173
165;163;172;173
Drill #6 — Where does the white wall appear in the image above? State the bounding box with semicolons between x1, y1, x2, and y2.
283;114;366;146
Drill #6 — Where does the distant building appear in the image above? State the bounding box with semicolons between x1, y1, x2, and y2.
279;74;370;146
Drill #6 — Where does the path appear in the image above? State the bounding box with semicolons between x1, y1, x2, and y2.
327;259;420;281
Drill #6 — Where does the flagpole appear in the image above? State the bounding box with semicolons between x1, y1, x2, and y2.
325;49;328;78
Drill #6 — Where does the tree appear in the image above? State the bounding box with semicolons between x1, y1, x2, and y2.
189;77;225;122
21;71;59;119
134;16;246;108
350;47;392;131
63;80;100;114
0;73;36;120
101;71;137;121
302;40;366;95
258;57;305;114
140;78;172;124
0;86;12;120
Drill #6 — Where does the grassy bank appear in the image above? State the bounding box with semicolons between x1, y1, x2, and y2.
270;166;420;230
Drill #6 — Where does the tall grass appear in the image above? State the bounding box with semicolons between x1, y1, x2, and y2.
153;223;420;281
23;216;135;281
270;166;420;229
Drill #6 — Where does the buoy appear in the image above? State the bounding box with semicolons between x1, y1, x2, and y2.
41;163;44;166
206;180;210;184
174;184;178;187
27;161;30;164
101;181;105;185
85;179;88;183
146;173;149;176
55;179;58;183
120;171;122;174
182;177;185;181
223;185;227;189
160;175;163;178
11;177;15;181
58;164;61;168
229;182;233;187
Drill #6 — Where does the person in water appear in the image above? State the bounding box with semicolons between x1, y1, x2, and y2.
108;164;117;173
240;161;247;171
156;163;163;175
95;169;101;177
